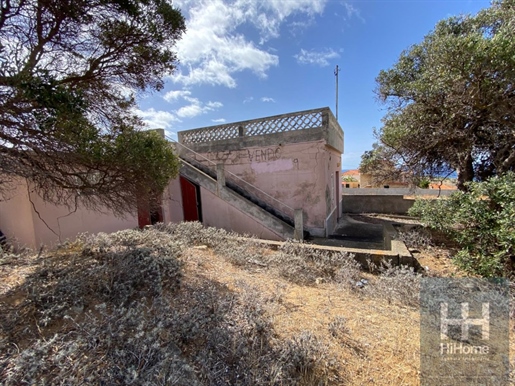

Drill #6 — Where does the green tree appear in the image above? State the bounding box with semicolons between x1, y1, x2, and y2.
409;173;515;277
359;142;406;186
0;0;185;213
375;0;515;190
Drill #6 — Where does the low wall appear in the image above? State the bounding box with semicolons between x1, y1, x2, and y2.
342;188;455;215
342;195;415;215
342;188;455;196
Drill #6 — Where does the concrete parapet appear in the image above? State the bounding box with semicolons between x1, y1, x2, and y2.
177;107;343;154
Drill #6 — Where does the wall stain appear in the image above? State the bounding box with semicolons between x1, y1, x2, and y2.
325;185;331;216
293;182;320;205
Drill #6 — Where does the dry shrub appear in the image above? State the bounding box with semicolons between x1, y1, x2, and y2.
279;331;334;384
328;316;350;339
396;228;434;250
365;262;422;308
269;241;361;287
0;228;188;385
0;225;337;385
2;301;199;385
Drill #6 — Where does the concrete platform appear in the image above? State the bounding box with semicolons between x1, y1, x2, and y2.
309;214;385;250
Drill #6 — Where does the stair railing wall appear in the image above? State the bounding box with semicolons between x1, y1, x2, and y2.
169;137;296;226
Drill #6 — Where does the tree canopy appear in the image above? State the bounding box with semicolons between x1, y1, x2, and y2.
373;0;515;190
0;0;185;213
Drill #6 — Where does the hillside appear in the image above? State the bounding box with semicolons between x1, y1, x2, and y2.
0;222;511;384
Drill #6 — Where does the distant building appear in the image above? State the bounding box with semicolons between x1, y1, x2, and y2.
341;169;360;188
342;169;456;190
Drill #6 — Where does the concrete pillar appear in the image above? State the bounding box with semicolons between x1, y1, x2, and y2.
294;209;304;241
151;128;165;138
216;163;225;196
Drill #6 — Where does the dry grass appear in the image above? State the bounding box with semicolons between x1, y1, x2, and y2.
183;245;421;385
0;222;512;385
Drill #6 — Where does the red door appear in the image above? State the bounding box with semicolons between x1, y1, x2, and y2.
137;197;164;228
137;197;151;228
180;176;200;221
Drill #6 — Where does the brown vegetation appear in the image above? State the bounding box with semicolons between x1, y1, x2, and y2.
0;222;512;384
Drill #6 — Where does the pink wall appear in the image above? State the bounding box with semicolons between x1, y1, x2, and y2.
0;180;37;248
200;187;282;241
163;180;183;224
324;147;342;236
190;140;340;236
0;179;138;249
29;191;138;247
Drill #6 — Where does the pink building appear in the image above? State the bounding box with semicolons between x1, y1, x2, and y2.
164;107;344;240
0;107;344;248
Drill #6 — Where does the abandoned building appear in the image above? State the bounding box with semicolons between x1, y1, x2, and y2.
0;107;344;248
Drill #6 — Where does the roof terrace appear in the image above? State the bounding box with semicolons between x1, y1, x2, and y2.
177;107;344;153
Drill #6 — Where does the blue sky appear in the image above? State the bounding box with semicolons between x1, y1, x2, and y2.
135;0;491;169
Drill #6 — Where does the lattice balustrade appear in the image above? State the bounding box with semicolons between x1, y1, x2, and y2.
179;109;324;144
180;125;239;144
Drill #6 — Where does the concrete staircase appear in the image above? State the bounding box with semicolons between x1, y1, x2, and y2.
179;157;299;240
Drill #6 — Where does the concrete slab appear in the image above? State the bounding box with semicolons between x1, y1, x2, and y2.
310;214;385;250
233;236;419;271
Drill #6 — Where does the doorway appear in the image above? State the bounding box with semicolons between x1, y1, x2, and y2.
137;196;164;228
180;176;202;222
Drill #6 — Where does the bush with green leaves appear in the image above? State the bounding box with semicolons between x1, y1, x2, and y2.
409;172;515;277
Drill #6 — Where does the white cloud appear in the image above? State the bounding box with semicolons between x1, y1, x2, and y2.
176;104;204;118
261;97;275;103
294;48;340;67
163;90;192;102
212;118;227;123
170;0;327;87
135;108;181;129
175;99;224;119
243;96;254;104
248;0;326;41
287;19;315;36
343;2;364;22
207;101;223;109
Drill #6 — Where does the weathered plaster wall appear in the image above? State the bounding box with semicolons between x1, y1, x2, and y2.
188;141;336;237
341;195;415;215
29;191;138;248
0;180;37;248
323;146;342;236
175;107;344;238
165;179;184;223
0;179;138;249
200;187;282;241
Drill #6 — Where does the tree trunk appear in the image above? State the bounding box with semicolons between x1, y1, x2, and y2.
456;152;474;191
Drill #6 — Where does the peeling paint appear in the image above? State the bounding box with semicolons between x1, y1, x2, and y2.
293;181;320;206
251;159;293;174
